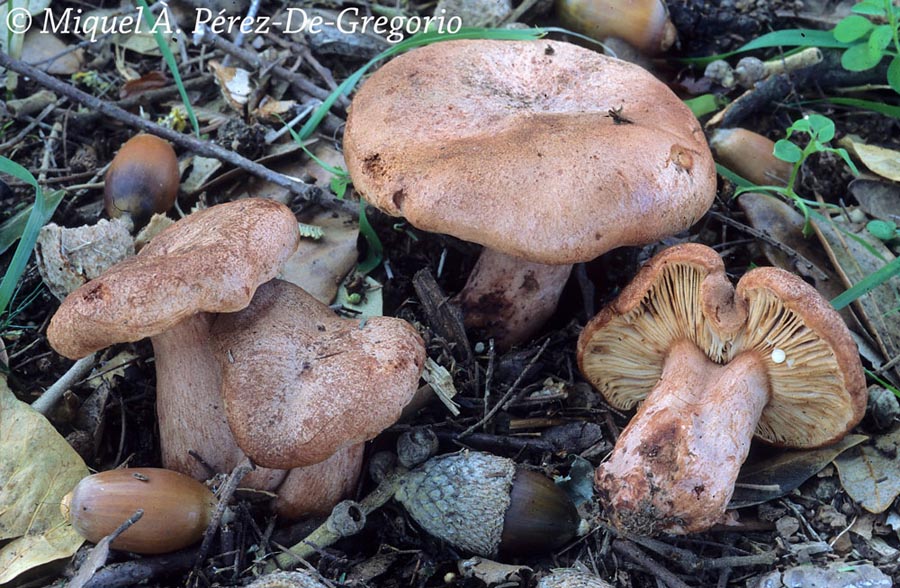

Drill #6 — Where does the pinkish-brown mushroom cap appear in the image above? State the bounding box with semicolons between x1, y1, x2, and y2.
47;199;300;359
344;39;716;265
210;279;426;469
578;243;866;449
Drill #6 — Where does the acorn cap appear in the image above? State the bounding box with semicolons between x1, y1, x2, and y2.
538;570;615;588
209;279;426;469
47;199;300;359
394;452;580;558
577;243;866;448
343;39;716;266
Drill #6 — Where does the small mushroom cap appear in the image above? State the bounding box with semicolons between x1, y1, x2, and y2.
344;39;716;265
210;279;426;469
47;199;300;359
578;243;866;448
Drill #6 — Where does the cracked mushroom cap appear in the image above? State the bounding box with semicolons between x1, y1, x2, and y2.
47;199;300;359
210;279;426;469
343;39;716;265
577;243;866;448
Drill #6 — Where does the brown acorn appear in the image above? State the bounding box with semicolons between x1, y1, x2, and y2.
555;0;676;55
104;134;179;227
61;468;217;554
393;452;583;558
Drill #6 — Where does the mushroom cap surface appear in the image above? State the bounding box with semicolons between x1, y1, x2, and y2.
577;243;866;448
344;39;716;264
210;279;426;469
47;199;300;359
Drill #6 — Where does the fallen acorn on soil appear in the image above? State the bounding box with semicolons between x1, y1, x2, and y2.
275;451;585;568
61;468;217;554
103;134;180;227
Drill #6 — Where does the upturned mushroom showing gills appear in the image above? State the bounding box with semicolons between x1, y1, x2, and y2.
577;244;865;535
343;39;716;350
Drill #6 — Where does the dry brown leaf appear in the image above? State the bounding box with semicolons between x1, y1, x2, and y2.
839;135;900;182
0;376;88;583
812;213;900;383
209;60;253;114
458;557;531;585
21;30;83;75
255;98;298;122
834;429;900;513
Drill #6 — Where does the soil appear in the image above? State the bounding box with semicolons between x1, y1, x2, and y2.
1;0;899;587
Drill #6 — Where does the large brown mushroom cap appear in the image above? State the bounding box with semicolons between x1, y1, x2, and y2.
344;39;716;264
577;243;866;448
47;199;300;359
211;279;426;469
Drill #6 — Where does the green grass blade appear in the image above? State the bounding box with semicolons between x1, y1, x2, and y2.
136;0;200;137
810;97;900;119
680;29;853;65
357;198;383;274
0;158;64;318
830;255;900;309
0;190;65;255
716;163;754;188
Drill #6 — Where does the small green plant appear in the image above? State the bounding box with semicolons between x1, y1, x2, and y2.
833;0;900;93
867;219;900;241
736;114;858;233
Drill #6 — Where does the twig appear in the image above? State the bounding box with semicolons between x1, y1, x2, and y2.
0;51;357;218
458;338;551;438
272;470;404;569
706;210;829;281
190;460;254;577
70;510;145;588
194;26;348;108
0;103;57;153
32;353;97;415
612;539;693;588
224;0;263;66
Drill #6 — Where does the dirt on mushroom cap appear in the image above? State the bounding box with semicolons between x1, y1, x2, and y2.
577;243;866;449
343;39;716;265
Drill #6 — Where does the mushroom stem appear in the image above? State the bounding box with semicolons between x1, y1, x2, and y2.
596;340;770;535
152;313;286;490
454;248;572;350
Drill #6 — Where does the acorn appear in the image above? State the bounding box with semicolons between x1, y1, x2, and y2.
393;451;583;558
61;468;217;554
555;0;676;55
104;134;180;227
709;128;792;187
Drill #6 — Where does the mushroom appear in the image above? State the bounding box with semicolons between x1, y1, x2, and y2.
210;279;427;469
47;199;300;489
343;39;716;349
577;243;866;534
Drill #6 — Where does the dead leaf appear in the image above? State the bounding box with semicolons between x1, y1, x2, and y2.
850;179;900;222
335;273;383;318
812;213;900;383
21;30;83;75
834;429;900;513
119;71;168;99
280;208;359;305
729;435;867;508
209;60;253;113
839;135;900;182
0;376;88;583
458;557;531;585
0;0;52;52
255;98;298;122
